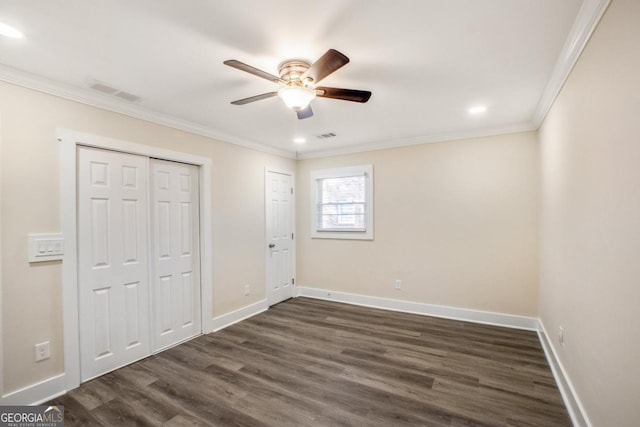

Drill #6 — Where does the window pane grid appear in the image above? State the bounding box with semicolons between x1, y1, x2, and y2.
310;165;373;240
316;175;366;231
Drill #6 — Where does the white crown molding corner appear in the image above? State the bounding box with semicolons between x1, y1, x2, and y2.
296;122;537;160
537;320;593;427
0;373;66;406
296;286;538;331
532;0;611;127
210;299;269;332
0;65;296;160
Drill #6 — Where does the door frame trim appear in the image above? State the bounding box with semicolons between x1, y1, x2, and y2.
59;128;213;391
264;167;296;306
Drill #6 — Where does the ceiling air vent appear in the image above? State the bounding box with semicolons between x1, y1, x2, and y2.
113;91;141;102
316;132;337;140
88;79;141;102
89;81;118;95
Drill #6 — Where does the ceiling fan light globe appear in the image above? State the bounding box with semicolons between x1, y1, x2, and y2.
278;86;316;111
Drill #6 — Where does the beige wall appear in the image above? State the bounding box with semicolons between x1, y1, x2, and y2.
539;0;640;425
0;80;541;399
4;4;638;421
0;81;294;394
297;132;539;317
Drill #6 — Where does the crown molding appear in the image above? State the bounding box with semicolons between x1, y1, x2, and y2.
0;64;296;159
296;122;537;160
532;0;611;126
0;0;609;161
1;64;535;160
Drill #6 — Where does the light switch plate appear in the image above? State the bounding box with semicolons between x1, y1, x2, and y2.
28;233;64;262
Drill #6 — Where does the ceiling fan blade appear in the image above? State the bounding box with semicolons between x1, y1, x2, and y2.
301;49;349;84
224;60;283;84
316;87;372;103
230;92;278;105
296;106;314;120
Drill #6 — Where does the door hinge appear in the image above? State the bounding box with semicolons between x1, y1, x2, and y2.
291;187;293;194
291;232;294;240
292;278;295;285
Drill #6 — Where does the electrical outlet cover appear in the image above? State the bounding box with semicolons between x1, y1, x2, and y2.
35;341;50;362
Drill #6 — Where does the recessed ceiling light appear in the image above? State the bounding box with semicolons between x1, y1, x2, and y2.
0;22;25;39
293;137;306;144
468;105;488;115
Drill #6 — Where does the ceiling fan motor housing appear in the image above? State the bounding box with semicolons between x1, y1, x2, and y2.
278;60;312;85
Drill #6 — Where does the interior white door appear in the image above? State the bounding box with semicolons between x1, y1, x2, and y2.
150;158;201;351
78;146;151;381
266;170;294;305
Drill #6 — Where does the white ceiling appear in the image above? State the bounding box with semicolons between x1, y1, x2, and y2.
0;0;589;157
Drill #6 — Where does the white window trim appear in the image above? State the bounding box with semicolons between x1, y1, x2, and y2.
310;164;374;240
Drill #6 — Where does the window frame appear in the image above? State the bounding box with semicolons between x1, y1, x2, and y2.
310;164;374;240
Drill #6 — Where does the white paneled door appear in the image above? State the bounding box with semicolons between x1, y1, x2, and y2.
78;148;202;381
150;159;201;351
266;170;294;306
78;147;151;381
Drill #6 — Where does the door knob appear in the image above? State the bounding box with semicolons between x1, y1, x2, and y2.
268;243;275;248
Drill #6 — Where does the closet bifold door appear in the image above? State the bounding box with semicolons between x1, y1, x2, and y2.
77;146;151;381
150;158;201;352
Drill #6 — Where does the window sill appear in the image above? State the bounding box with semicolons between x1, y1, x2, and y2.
311;230;374;240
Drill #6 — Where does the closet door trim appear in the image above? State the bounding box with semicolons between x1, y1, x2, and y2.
59;128;213;392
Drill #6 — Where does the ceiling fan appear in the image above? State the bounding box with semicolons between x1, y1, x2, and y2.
223;49;371;120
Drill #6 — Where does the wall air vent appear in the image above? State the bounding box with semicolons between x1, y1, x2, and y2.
88;79;141;102
316;132;337;139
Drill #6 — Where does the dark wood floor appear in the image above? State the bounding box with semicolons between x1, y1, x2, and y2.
48;298;570;426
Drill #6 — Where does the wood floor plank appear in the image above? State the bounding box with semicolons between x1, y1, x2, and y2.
48;298;570;426
90;397;160;426
46;394;102;426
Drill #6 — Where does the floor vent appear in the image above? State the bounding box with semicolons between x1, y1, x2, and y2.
89;79;141;102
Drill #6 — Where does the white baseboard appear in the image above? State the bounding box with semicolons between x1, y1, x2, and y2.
538;320;591;427
210;299;269;332
0;300;267;406
0;296;586;427
295;286;538;330
1;373;66;406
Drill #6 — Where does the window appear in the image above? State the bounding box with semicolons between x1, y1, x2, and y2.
311;165;373;240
